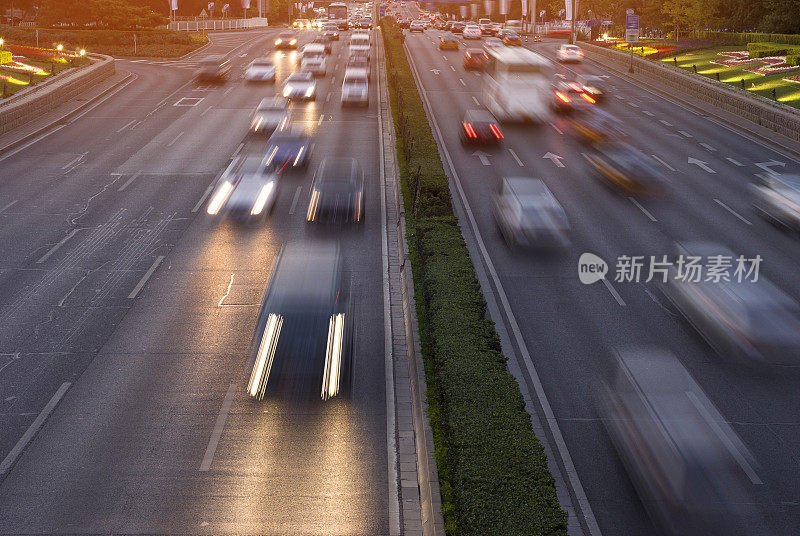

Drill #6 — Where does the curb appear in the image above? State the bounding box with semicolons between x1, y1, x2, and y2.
0;70;135;157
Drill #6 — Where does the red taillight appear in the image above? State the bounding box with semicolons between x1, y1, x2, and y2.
489;123;504;139
581;93;596;104
568;82;583;92
463;122;477;138
555;91;571;103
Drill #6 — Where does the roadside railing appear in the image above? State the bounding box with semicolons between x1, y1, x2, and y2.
167;17;268;31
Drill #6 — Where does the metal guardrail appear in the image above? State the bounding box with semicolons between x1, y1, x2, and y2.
168;17;268;31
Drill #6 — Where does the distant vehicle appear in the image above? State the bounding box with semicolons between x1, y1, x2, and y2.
250;97;291;136
323;22;340;38
282;71;317;100
597;347;760;536
463;48;488;70
312;35;334;53
575;74;607;102
460;109;504;146
566;107;626;144
490;22;503;35
504;19;523;33
398;18;411;28
265;128;312;172
306;158;365;224
347;56;371;80
301;42;327;59
301;54;327;76
663;242;800;365
409;20;425;32
195;56;231;83
349;32;371;57
293;18;311;29
357;17;373;29
244;57;276;83
502;31;522;46
478;17;493;35
247;241;353;401
584;142;669;195
482;37;504;52
557;43;584;62
341;68;370;106
552;79;594;114
206;154;278;220
463;25;482;39
483;47;554;123
493;177;571;248
450;21;465;33
751;173;800;230
274;32;298;49
328;1;349;30
439;35;459;50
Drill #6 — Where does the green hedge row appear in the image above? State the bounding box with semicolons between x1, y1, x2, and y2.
746;42;790;58
787;54;800;66
380;16;568;536
698;30;800;46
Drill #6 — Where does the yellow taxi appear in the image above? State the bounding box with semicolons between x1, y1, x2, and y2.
439;35;459;50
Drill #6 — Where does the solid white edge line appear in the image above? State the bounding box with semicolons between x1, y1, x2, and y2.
713;198;752;225
378;34;401;536
199;383;237;471
128;255;165;299
405;41;602;536
36;229;80;264
601;278;626;306
118;170;142;192
0;382;71;474
628;197;657;222
651;154;676;172
116;119;137;133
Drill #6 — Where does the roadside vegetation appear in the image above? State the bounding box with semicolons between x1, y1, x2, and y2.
379;16;568;536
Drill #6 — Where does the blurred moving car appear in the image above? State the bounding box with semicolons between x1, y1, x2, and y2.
247;241;353;401
584;142;669;195
250;97;291;136
597;347;760;536
282;71;317;100
575;73;607;102
265;128;312;172
567;107;627;144
274;32;298;49
307;158;365;224
358;17;373;29
409;20;425;32
478;18;493;35
323;22;340;38
244;57;276;83
460;109;504;146
493;177;571;248
293;18;311;29
751;173;800;231
347;56;371;80
439;35;459;50
312;36;333;54
450;21;465;33
502;31;522;46
195;56;231;83
491;22;503;35
463;48;488;70
349;32;371;58
552;80;594;114
463;24;482;39
482;37;504;52
301;54;327;76
206;154;279;220
398;18;411;28
662;242;800;365
557;43;584;62
341;68;370;106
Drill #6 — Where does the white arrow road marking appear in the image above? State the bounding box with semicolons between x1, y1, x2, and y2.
659;119;672;126
473;151;491;166
688;157;715;173
543;152;565;167
430;68;440;74
726;157;744;166
700;143;717;152
508;149;524;167
459;78;466;86
472;96;480;106
755;160;786;174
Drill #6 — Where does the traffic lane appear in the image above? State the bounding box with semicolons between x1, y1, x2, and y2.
405;34;798;534
0;39;389;535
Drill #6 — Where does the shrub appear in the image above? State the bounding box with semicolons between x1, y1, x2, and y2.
698;31;800;46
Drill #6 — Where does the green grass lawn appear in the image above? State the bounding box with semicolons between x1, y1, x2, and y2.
1;58;86;98
659;45;800;108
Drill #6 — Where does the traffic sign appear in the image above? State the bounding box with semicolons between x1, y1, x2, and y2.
625;14;639;43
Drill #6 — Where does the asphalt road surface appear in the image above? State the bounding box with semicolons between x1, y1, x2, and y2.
0;27;391;535
401;6;800;536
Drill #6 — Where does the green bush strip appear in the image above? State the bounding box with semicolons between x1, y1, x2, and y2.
380;16;568;536
697;30;800;46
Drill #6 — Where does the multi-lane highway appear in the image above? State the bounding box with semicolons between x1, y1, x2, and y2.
0;26;394;534
399;5;800;535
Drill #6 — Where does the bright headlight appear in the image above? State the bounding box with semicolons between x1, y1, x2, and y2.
321;313;345;400
293;145;305;166
207;181;233;215
275;39;282;45
251;181;275;215
305;86;314;97
248;313;283;399
290;38;297;45
283;86;293;97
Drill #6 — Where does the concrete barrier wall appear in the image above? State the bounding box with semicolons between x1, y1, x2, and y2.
583;43;800;143
0;54;115;137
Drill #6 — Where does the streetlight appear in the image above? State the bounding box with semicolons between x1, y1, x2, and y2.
0;38;4;46
79;49;86;56
56;44;63;51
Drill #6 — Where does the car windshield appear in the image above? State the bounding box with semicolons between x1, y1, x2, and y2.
287;73;312;82
344;74;367;84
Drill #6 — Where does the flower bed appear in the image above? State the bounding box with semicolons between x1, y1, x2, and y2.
713;50;800;75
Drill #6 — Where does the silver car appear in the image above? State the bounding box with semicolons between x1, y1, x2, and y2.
244;58;276;83
250;97;291;136
282;71;317;101
751;173;800;230
493;177;571;248
341;68;369;107
206;154;279;221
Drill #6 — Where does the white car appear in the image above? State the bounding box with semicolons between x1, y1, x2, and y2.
301;55;327;77
282;71;317;100
463;25;482;39
341;68;369;106
557;44;584;62
244;58;276;83
206;155;279;221
483;37;504;52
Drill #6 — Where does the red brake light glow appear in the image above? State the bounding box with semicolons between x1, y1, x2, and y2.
463;122;477;138
555;91;571;103
489;124;504;139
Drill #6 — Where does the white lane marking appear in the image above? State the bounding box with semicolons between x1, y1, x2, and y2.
61;153;86;170
629;197;657;222
508;148;524;167
642;110;654;116
199;383;237;471
688;157;715;173
602;278;626;306
472;96;480;106
614;94;625;99
118;170;142;192
473;151;491;166
679;130;693;138
192;181;217;213
217;274;234;306
726;157;744;166
116;119;137;133
37;229;80;264
550;122;563;135
223;86;234;96
130;120;141;130
405;43;603;536
651;154;675;171
128;255;165;299
0;382;72;474
376;50;401;536
700;142;717;152
628;101;639;108
543;151;564;167
289;185;303;215
167;131;184;148
459;78;466;86
58;274;87;307
714;198;752;225
0;200;18;214
233;143;244;156
318;114;324;125
326;93;332;102
201;105;213;117
686;391;763;485
659;119;672;126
